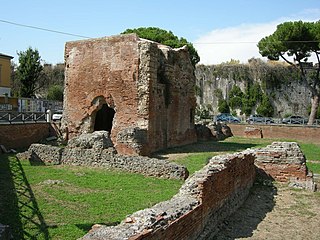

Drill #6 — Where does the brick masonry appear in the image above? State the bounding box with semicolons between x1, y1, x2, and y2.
11;126;315;239
254;142;315;190
78;142;314;239
62;34;197;156
229;123;320;144
80;151;256;240
0;123;52;150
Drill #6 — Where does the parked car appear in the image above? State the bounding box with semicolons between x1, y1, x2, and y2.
52;110;63;121
281;115;307;124
216;113;240;123
246;114;274;124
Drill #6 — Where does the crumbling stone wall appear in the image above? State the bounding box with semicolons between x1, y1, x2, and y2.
21;136;316;238
255;142;315;190
79;142;315;239
62;34;197;156
25;132;188;180
80;151;256;240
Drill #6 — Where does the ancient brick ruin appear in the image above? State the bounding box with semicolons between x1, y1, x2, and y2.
16;138;316;239
61;34;197;156
78;142;315;240
25;131;189;180
255;142;315;190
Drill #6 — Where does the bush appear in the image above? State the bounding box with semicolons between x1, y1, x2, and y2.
256;94;274;117
47;85;64;101
218;99;230;113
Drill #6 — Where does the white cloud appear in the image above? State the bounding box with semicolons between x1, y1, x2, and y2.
194;11;319;65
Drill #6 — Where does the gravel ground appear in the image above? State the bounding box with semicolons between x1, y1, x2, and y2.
214;182;320;240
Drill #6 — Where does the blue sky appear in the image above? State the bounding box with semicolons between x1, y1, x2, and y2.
1;0;319;64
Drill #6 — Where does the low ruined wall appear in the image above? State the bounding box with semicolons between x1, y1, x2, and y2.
255;142;315;190
20;132;316;239
229;123;320;144
0;123;52;150
80;151;256;240
26;143;188;180
28;144;63;165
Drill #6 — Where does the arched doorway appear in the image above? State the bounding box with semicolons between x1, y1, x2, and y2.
94;104;115;133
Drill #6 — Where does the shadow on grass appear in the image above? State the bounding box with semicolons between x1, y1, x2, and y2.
0;154;49;239
152;140;258;159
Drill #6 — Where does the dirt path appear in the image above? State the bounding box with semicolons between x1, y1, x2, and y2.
158;147;320;240
214;183;320;240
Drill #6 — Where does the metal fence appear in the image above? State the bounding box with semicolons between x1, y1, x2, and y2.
0;112;48;124
211;115;320;126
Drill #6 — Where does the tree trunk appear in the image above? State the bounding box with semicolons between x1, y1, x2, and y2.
308;94;319;125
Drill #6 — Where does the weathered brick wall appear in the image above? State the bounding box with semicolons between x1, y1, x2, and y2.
0;123;51;149
254;142;315;191
145;44;197;151
62;34;197;156
63;34;142;153
80;151;256;240
229;123;320;144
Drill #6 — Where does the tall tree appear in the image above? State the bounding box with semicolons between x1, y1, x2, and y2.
122;27;200;66
258;20;320;124
16;47;43;97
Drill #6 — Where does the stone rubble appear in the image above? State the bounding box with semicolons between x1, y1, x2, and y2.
80;150;256;240
25;131;188;180
16;138;316;239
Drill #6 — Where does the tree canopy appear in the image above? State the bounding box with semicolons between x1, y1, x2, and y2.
122;27;200;66
47;84;64;101
258;20;320;124
16;47;43;97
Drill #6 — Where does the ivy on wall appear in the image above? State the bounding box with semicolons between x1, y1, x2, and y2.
195;58;303;117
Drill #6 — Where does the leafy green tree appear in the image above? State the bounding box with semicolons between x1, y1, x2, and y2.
10;61;21;97
256;94;274;117
258;20;320;124
229;85;243;110
47;85;64;101
241;97;252;115
42;63;65;87
16;47;43;97
218;99;230;113
122;27;200;66
241;83;262;115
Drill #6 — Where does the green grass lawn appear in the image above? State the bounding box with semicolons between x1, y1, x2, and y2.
167;137;320;175
0;136;319;239
0;155;183;240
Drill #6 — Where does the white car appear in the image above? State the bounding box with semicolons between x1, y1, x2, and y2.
52;110;63;121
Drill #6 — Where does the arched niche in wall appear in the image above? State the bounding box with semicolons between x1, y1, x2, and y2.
90;96;115;134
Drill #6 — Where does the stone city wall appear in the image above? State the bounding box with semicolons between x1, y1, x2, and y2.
80;151;256;240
